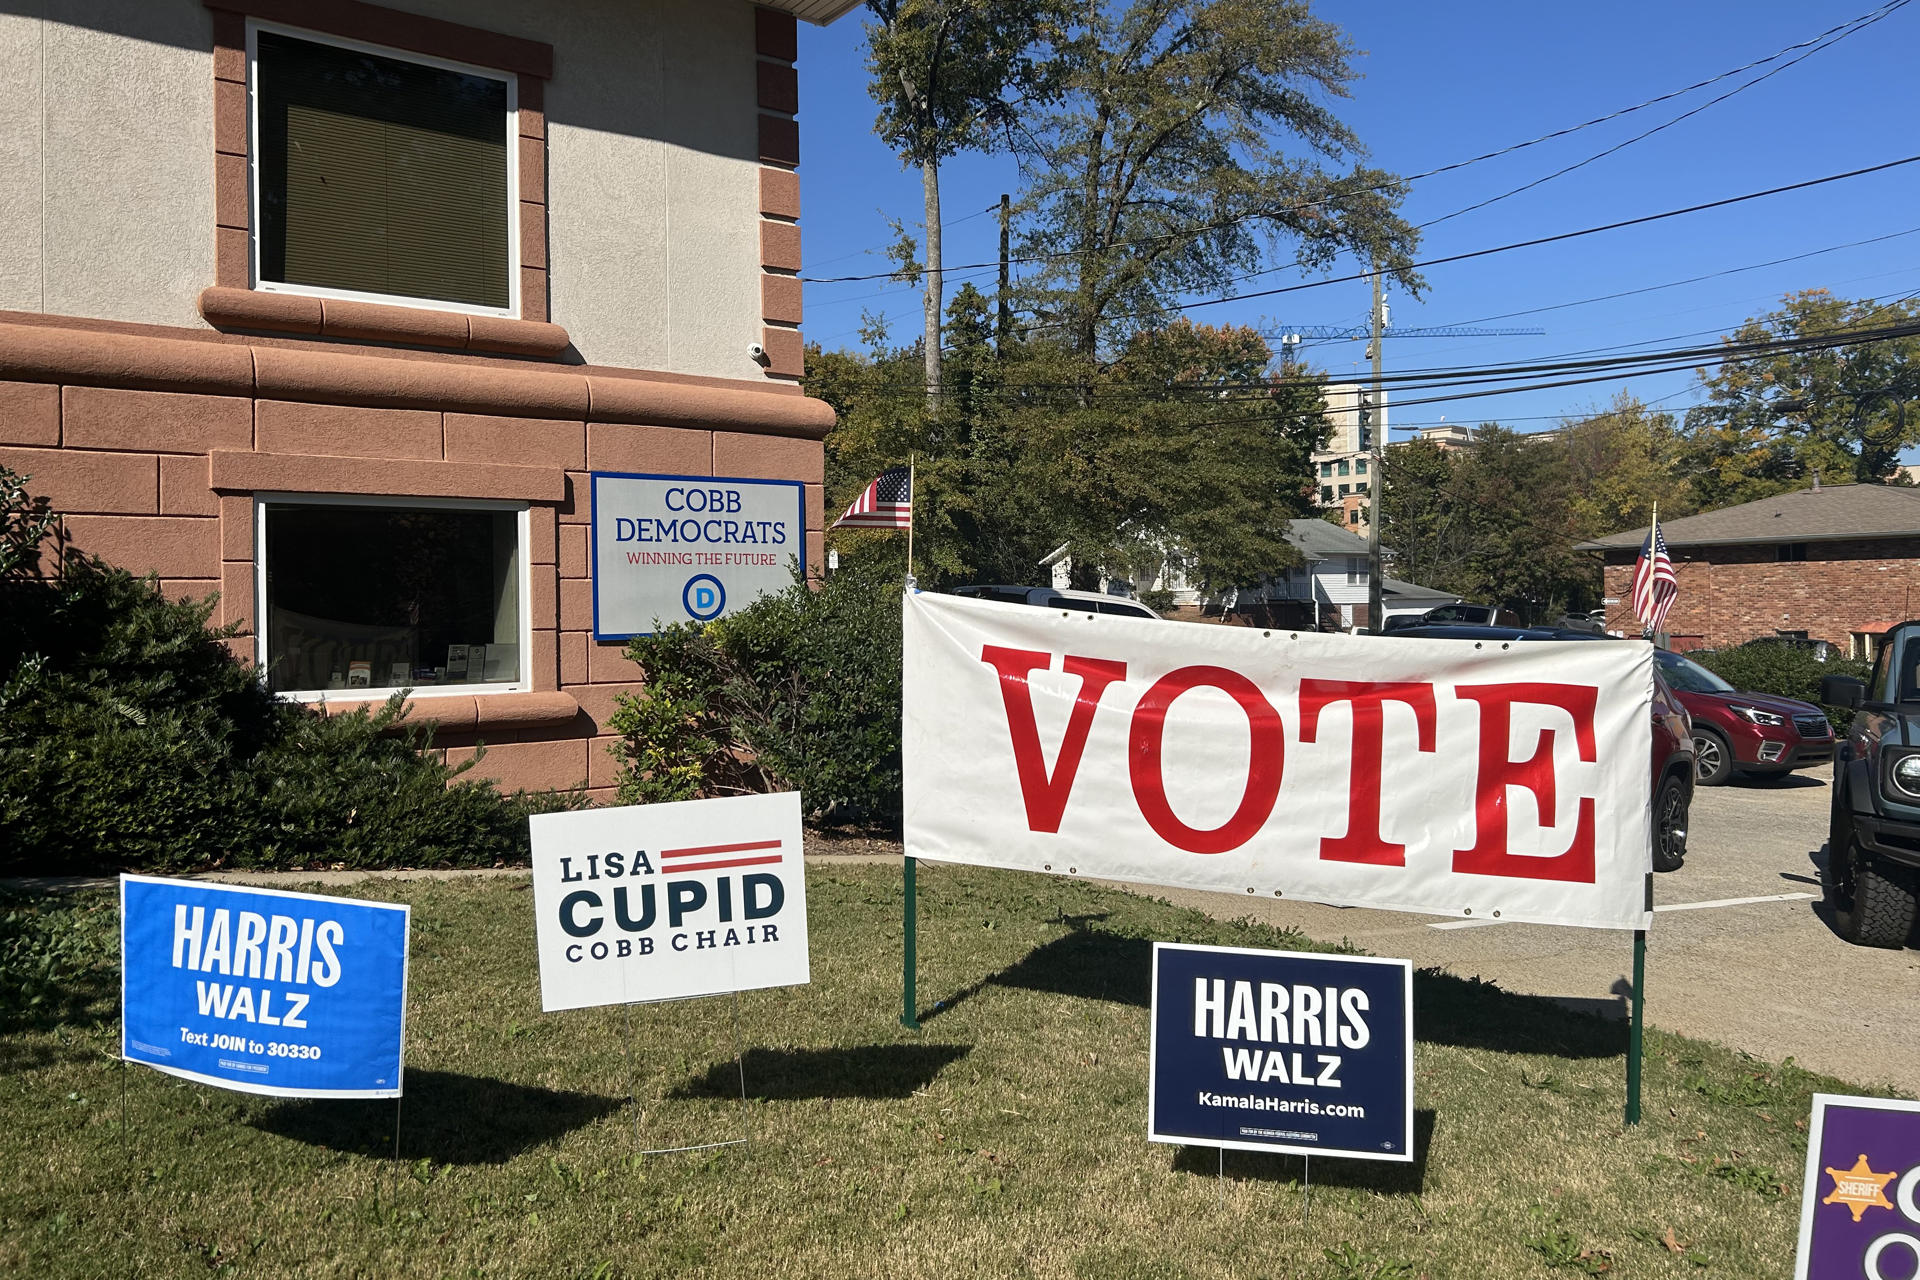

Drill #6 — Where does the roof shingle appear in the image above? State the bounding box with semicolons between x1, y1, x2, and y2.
1575;483;1920;550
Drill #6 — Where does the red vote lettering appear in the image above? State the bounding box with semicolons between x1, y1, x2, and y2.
1129;666;1284;854
980;646;1128;833
1453;682;1598;883
1298;680;1438;866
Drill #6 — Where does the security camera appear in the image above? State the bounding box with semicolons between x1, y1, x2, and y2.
748;342;769;365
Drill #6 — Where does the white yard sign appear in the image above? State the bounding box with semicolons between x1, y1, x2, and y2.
903;591;1654;931
530;794;810;1011
590;472;805;640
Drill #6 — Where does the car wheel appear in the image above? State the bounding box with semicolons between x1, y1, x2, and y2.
1692;728;1734;786
1830;828;1919;948
1652;773;1688;872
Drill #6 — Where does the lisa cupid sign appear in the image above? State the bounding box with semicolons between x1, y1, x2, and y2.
1795;1094;1920;1279
1149;943;1412;1161
903;592;1654;930
530;793;810;1011
120;876;409;1098
590;472;805;640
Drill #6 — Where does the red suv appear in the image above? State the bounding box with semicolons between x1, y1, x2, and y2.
1651;649;1833;786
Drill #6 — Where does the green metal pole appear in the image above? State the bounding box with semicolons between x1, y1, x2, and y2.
1625;928;1646;1126
901;855;920;1029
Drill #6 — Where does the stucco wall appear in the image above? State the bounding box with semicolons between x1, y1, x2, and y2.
0;1;216;326
0;0;768;380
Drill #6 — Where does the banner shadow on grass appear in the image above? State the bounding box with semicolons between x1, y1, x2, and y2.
250;1069;621;1164
668;1043;971;1101
1169;1108;1438;1195
926;924;1627;1059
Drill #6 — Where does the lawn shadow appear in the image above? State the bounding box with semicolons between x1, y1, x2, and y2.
669;1043;971;1101
1168;1109;1437;1195
1413;968;1625;1059
250;1069;620;1164
921;917;1151;1022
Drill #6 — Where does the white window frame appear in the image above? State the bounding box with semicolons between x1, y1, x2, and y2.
252;492;534;703
246;19;522;318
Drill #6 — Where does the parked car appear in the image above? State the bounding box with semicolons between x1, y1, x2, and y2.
1651;649;1833;786
1819;624;1920;948
949;584;1162;620
1379;624;1693;872
1380;603;1522;632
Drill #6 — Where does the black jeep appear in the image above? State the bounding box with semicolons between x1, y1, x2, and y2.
1818;627;1920;948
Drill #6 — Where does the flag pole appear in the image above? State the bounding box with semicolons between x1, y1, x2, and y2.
902;453;920;1030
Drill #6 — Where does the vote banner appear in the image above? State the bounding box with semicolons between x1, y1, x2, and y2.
903;591;1655;931
120;876;409;1098
530;793;810;1011
1149;943;1412;1162
591;471;806;640
1794;1094;1920;1279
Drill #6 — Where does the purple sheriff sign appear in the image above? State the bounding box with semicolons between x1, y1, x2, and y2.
1796;1094;1920;1280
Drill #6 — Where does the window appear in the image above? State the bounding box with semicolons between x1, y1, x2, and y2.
1336;460;1350;476
257;496;529;697
252;26;517;313
1356;459;1368;475
1321;485;1334;502
1356;482;1370;495
1320;462;1333;478
1777;543;1808;562
1347;510;1359;524
1338;484;1349;496
1346;557;1362;584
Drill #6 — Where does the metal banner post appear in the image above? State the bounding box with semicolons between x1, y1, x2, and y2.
901;856;920;1030
1625;928;1646;1125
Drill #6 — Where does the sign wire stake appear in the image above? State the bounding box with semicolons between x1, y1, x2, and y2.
392;1093;403;1163
731;989;752;1154
1303;1154;1311;1227
1216;1146;1224;1208
624;1000;641;1154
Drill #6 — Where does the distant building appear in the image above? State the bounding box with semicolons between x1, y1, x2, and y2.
1577;483;1920;656
1311;383;1378;529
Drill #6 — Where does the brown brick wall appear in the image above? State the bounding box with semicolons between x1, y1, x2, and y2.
4;375;825;802
1602;539;1920;647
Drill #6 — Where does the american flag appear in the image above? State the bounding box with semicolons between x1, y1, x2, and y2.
832;466;913;530
1631;515;1678;636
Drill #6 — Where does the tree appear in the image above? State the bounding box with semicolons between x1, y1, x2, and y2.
1378;436;1468;591
865;0;1064;409
1557;392;1694;537
1013;0;1420;359
1683;290;1920;507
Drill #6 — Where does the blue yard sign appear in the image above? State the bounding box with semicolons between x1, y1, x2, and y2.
121;875;410;1098
1148;942;1413;1161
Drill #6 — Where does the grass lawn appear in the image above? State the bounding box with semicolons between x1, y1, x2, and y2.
0;863;1854;1278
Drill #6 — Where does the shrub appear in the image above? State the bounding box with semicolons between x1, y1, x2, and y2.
611;560;903;828
1691;642;1869;731
0;465;574;874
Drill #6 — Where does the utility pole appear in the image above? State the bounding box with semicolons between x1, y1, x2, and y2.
1366;266;1385;631
996;194;1011;355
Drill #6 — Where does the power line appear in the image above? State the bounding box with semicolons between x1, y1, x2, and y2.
800;5;1910;286
1414;0;1909;230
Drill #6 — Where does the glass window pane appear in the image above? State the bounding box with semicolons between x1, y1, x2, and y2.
256;31;510;308
263;503;521;693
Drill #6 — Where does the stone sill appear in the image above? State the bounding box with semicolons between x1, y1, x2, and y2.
313;690;579;734
199;287;571;359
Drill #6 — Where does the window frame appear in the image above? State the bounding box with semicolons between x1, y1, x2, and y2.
252;491;534;702
246;18;522;319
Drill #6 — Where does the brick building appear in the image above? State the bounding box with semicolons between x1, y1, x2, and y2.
1578;483;1920;655
0;0;858;800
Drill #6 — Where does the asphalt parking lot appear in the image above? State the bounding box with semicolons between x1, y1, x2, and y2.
1142;768;1920;1093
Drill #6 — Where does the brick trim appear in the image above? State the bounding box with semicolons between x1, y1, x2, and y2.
207;0;553;340
209;450;566;502
755;6;803;382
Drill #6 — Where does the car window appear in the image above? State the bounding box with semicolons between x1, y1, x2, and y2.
1654;649;1737;695
1040;595;1101;614
1871;640;1893;703
1097;600;1154;618
1898;644;1920;703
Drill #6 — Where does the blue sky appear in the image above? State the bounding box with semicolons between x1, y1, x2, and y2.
794;2;1920;438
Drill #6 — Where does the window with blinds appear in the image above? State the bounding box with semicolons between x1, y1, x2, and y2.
254;31;513;311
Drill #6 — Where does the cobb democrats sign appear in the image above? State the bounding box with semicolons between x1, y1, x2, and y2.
120;876;408;1098
1795;1094;1920;1279
591;471;805;640
903;591;1655;930
530;793;810;1011
1150;943;1412;1161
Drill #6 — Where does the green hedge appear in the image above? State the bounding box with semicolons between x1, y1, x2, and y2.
0;466;574;874
1691;642;1869;731
611;560;903;828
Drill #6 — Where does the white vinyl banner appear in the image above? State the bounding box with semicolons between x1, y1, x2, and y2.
903;593;1655;931
530;794;810;1011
